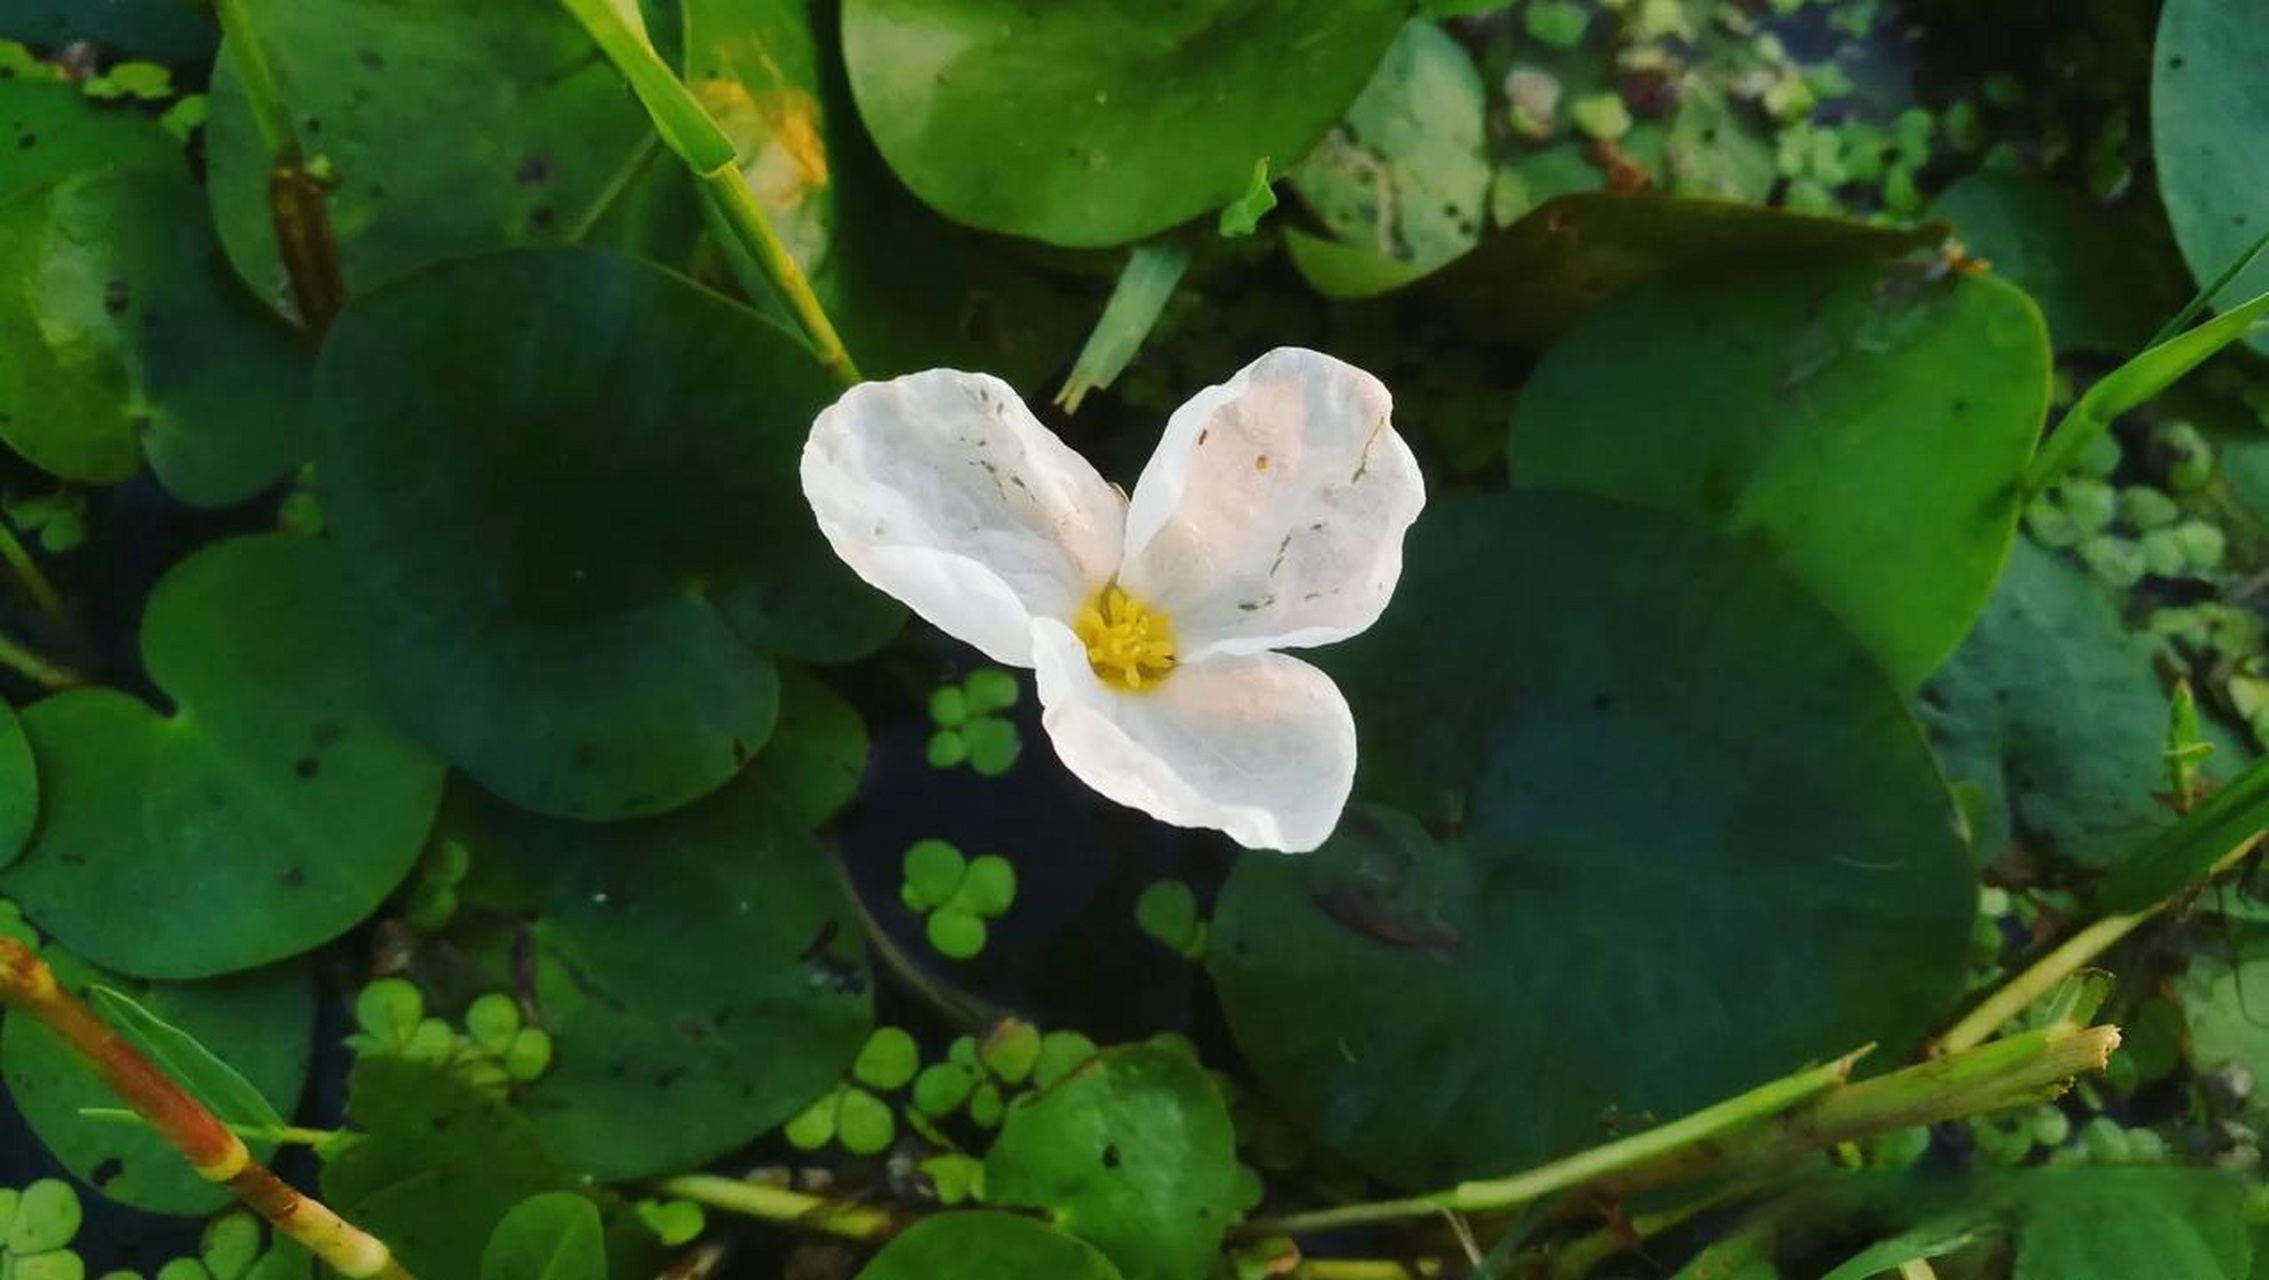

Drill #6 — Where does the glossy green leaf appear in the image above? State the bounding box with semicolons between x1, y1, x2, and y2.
986;1047;1239;1280
2;535;444;979
323;1058;576;1280
204;0;652;308
1510;255;2050;690
481;773;872;1180
746;668;870;828
1920;541;2235;868
2;947;310;1214
855;1212;1124;1280
2008;1170;2251;1280
1933;173;2183;353
1423;193;1937;339
0;168;309;504
481;1193;605;1280
316;248;896;820
842;0;1405;248
684;0;1081;383
0;78;179;199
1212;493;1975;1187
0;0;216;60
1285;20;1487;280
0;701;31;871
2152;0;2269;354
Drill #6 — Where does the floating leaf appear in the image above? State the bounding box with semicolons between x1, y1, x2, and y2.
2;947;310;1214
204;0;652;307
481;1193;605;1280
841;0;1405;247
0;168;309;504
2152;0;2269;353
0;701;31;870
985;1047;1239;1280
855;1212;1124;1280
1510;255;2050;690
316;248;896;820
1920;541;2236;868
1419;193;1937;339
1286;19;1487;279
746;669;870;829
0;79;178;200
480;773;872;1180
1212;493;1974;1186
1933;173;2182;354
2;536;443;979
2007;1170;2250;1279
323;1058;576;1280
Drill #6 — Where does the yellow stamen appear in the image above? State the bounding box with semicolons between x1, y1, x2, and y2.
1074;587;1177;691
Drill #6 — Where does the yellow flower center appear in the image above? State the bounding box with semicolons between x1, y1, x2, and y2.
1075;587;1177;691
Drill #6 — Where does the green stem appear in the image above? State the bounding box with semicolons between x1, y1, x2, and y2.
211;0;299;162
1236;1046;1868;1239
700;166;860;386
0;630;78;691
1296;1262;1442;1280
79;1107;341;1148
1240;1023;2117;1244
564;130;664;246
558;0;861;387
657;1174;897;1242
1545;1181;1770;1280
0;521;64;623
1935;834;2262;1054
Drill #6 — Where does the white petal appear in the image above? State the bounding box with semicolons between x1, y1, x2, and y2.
1030;617;1356;853
802;370;1125;666
1117;347;1425;661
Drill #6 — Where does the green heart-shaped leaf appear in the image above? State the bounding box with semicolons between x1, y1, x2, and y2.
1;535;445;979
2153;0;2269;354
1920;540;2239;868
1;946;310;1214
315;247;898;820
204;0;652;307
480;772;872;1180
0;168;309;504
481;1193;604;1280
323;1057;576;1280
1509;255;2050;690
985;1047;1239;1280
856;1212;1125;1280
842;0;1405;247
1212;492;1975;1187
1932;173;2184;354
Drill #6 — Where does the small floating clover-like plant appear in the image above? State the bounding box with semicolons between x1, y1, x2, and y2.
803;348;1425;851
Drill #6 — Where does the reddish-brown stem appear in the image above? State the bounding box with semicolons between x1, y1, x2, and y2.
268;165;345;341
0;940;411;1278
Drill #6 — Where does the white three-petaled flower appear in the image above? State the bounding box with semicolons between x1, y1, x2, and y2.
801;348;1425;852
